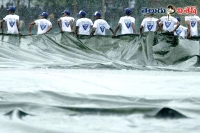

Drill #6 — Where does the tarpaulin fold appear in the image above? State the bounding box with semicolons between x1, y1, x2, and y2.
0;32;199;70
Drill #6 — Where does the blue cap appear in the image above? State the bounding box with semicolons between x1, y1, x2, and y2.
78;10;86;17
62;10;70;15
40;12;48;19
125;8;131;15
7;6;15;12
94;11;101;17
176;17;181;22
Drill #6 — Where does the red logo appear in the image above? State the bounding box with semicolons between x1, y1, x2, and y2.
176;6;197;15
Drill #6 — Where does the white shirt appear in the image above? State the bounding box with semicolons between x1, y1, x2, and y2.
93;19;110;35
60;16;74;32
118;16;135;34
3;14;19;34
185;15;200;36
174;25;187;38
34;19;52;34
160;16;178;32
141;17;158;32
76;18;93;35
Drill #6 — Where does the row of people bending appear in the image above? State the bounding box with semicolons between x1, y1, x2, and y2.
0;6;199;38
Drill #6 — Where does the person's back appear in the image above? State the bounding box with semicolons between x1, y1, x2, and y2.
4;14;19;34
119;15;135;34
58;10;74;33
174;17;187;38
93;19;110;35
1;6;20;34
185;15;200;37
160;16;178;32
60;16;74;32
113;8;136;36
28;12;52;35
76;18;93;35
34;18;52;34
90;11;114;36
174;25;187;38
140;13;158;33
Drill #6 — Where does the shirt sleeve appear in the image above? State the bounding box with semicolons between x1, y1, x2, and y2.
131;18;135;24
90;19;93;26
76;19;79;27
196;16;200;21
34;20;40;25
93;21;97;28
3;15;8;21
105;21;110;29
48;21;52;26
16;15;19;21
141;19;145;27
172;17;178;23
118;17;122;24
71;17;75;22
160;17;164;24
185;16;190;21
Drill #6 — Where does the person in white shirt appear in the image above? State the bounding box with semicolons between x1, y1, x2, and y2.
75;10;93;36
0;6;20;34
113;8;137;36
185;15;200;38
28;12;52;35
57;10;74;33
90;11;114;36
157;15;180;32
140;12;158;34
174;17;187;38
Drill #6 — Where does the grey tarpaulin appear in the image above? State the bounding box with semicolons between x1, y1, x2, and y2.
0;32;200;70
1;32;200;133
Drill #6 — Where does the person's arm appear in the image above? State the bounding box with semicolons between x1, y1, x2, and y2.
44;24;52;34
157;19;162;31
113;24;120;37
140;26;143;34
172;21;180;33
70;20;74;32
186;20;191;38
0;19;5;33
28;22;35;35
75;26;79;37
109;28;114;35
90;27;96;36
16;20;21;35
132;23;137;34
57;19;63;33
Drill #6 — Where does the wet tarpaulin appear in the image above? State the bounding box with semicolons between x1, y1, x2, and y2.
0;32;200;70
1;32;200;133
1;69;200;133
